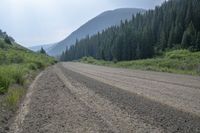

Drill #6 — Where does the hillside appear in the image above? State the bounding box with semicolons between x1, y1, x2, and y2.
0;32;56;132
0;37;55;94
0;30;55;100
47;8;145;56
61;0;200;62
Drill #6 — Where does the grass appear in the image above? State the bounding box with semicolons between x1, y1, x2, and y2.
0;37;56;110
0;36;55;125
80;50;200;76
0;38;56;94
0;75;10;94
4;88;25;110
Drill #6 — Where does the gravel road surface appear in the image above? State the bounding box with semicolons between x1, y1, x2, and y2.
8;62;200;133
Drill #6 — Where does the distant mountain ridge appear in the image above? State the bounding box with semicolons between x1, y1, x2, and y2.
29;44;53;52
47;8;146;56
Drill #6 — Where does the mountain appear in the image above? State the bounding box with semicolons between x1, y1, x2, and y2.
60;0;200;61
48;8;146;56
29;44;54;52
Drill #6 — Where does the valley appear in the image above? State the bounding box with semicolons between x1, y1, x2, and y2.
1;0;200;132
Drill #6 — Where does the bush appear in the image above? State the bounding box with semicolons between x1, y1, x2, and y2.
197;64;200;74
27;63;38;70
4;36;12;45
80;50;200;76
34;61;45;69
165;50;190;59
113;58;118;64
0;39;9;49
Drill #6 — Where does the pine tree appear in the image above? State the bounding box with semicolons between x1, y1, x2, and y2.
39;47;46;55
181;31;190;48
174;23;184;43
185;1;192;26
188;22;196;36
60;51;65;61
4;36;12;45
196;32;200;51
181;22;196;48
59;0;200;61
160;31;167;50
168;26;174;48
188;22;196;47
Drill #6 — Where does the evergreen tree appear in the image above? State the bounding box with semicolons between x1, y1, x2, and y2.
196;32;200;50
181;31;190;48
174;23;184;44
4;36;12;45
185;0;192;26
182;22;196;48
60;0;200;61
39;47;46;55
168;25;175;48
160;31;167;50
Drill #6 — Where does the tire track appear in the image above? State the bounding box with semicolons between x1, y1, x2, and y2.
54;66;164;133
59;63;200;132
9;72;44;133
62;62;200;116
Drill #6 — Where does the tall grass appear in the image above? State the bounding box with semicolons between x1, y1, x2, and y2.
80;50;200;76
0;39;56;94
0;74;10;94
0;65;27;94
5;88;25;110
0;38;56;122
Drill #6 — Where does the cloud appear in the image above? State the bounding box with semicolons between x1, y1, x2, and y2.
0;0;166;46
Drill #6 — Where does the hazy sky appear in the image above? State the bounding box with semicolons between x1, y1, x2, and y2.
0;0;166;47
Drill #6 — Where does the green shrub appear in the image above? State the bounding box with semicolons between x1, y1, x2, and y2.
27;63;38;70
34;61;45;69
113;58;118;64
165;50;190;59
5;88;25;109
80;50;200;76
0;40;55;95
197;64;200;74
0;40;8;49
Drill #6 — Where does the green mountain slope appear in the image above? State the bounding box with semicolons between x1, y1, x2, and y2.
0;36;55;94
47;8;145;56
61;0;200;62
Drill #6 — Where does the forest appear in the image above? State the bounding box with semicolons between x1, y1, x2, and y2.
60;0;200;61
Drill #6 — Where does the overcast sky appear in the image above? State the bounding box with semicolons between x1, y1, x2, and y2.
0;0;166;47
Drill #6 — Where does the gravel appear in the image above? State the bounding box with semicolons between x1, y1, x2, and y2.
8;63;200;133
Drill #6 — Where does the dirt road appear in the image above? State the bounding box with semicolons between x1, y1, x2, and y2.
9;62;200;133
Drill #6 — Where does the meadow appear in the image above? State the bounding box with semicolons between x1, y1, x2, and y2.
80;50;200;76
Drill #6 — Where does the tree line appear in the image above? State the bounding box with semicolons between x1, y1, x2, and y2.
0;29;15;44
60;0;200;61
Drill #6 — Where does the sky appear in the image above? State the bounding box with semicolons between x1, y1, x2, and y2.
0;0;166;47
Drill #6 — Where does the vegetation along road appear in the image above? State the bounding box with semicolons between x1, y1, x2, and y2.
9;62;200;133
